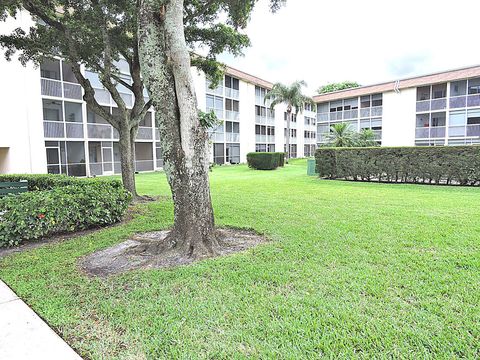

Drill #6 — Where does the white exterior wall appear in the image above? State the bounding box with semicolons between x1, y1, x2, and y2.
382;89;416;146
239;81;256;162
0;12;47;174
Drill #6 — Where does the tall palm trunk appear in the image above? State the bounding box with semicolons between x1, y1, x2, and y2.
285;108;291;163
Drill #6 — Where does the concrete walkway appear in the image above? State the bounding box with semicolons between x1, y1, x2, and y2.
0;280;82;360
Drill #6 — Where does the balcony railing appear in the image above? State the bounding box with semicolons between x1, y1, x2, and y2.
255;115;266;124
226;133;240;142
449;94;480;109
225;110;240;121
255;134;266;143
415;126;446;139
210;132;224;142
225;88;239;99
63;82;82;100
266;116;275;126
267;135;275;143
87;123;112;139
416;98;446;112
65;122;84;138
43;121;64;138
41;78;62;97
137;126;153;140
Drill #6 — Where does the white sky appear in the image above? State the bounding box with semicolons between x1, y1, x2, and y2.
217;0;480;95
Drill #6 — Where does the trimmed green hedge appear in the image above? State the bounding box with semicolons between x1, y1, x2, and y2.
0;173;124;191
316;146;480;185
247;152;285;170
0;176;131;247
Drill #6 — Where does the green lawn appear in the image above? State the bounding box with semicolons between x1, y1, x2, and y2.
1;159;479;359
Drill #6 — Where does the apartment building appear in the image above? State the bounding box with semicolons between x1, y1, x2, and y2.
314;66;480;147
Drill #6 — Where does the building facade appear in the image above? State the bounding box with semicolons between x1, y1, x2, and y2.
314;66;480;147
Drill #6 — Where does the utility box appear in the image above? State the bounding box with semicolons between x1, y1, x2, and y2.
307;159;317;176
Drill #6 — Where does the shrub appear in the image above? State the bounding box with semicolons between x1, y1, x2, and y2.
277;152;286;167
0;177;131;247
247;152;282;170
315;146;480;185
0;173;123;191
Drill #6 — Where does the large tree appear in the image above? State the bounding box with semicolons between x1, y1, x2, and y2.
317;81;360;94
137;0;284;258
0;0;150;197
264;81;314;163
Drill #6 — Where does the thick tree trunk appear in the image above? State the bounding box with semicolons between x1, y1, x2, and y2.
118;123;138;197
138;0;217;257
285;108;291;163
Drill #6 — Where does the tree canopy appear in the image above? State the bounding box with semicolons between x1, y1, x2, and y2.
317;81;361;94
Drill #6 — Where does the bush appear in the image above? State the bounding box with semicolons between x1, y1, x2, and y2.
277;152;286;167
247;152;282;170
0;177;131;247
316;146;480;185
0;173;123;191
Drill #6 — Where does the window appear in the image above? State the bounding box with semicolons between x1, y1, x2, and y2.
40;60;61;80
66;141;86;176
64;102;82;123
213;143;224;165
43;100;63;121
431;112;446;127
416;114;430;128
267;144;275;152
468;78;480;95
267;108;275;118
256;125;266;135
344;98;358;110
360;96;371;108
449;110;466;126
87;106;110;124
451;80;467;97
139;112;153;127
467;109;480;125
267;126;275;136
255;105;266;117
225;99;239;112
372;94;382;107
317;103;329;113
226;143;240;164
225;75;239;90
330;100;342;112
226;121;239;133
206;94;223;117
417;86;431;101
292;114;297;122
61;62;78;83
256;144;267;152
432;84;447;99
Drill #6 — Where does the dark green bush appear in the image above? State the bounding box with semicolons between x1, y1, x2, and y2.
316;146;480;185
277;152;286;167
0;178;131;247
247;152;281;170
0;173;123;191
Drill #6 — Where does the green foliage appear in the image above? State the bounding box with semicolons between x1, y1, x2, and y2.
316;146;480;185
0;176;131;247
317;81;361;94
0;173;124;191
246;152;284;170
321;124;379;148
198;110;221;129
264;80;314;113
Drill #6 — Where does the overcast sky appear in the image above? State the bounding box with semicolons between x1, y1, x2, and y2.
217;0;480;95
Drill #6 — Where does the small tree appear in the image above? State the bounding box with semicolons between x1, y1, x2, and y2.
323;124;379;147
0;1;151;197
264;81;314;163
317;81;360;94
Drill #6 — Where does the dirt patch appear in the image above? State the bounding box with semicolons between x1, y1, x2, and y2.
80;228;267;277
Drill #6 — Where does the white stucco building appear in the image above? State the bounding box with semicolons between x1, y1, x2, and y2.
1;12;480;176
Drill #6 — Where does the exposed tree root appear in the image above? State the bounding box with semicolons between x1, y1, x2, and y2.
80;228;266;277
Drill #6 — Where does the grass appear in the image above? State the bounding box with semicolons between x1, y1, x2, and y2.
1;159;479;359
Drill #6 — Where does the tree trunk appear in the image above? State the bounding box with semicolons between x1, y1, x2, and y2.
138;0;218;257
118;123;138;197
285;108;291;163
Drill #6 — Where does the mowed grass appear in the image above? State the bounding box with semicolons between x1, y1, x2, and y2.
1;159;479;359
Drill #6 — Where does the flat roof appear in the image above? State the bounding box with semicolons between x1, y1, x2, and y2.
313;64;480;103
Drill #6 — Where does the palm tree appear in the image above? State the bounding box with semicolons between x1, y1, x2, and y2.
324;123;357;147
356;128;379;147
265;81;314;163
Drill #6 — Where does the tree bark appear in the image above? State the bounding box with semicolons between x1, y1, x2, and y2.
138;0;218;257
118;122;138;197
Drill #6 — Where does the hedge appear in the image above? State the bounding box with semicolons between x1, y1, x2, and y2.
247;152;285;170
315;146;480;185
0;176;131;247
0;173;124;191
